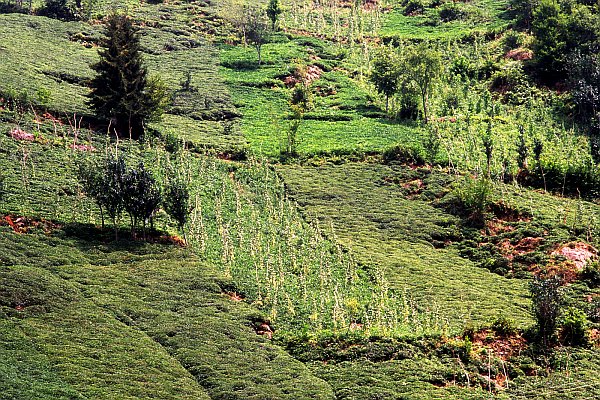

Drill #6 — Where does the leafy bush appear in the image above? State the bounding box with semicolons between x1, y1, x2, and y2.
164;176;192;240
396;93;421;120
588;297;600;323
122;163;162;236
404;0;425;16
78;154;126;233
489;64;533;105
530;275;563;348
164;132;183;154
454;177;494;225
382;143;426;165
38;0;76;21
492;315;517;336
438;3;466;22
79;154;162;238
502;30;528;51
581;262;600;288
560;307;589;346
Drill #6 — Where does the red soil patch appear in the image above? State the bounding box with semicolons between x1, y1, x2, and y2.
151;234;187;247
551;242;598;270
472;329;527;363
315;85;337;97
349;322;364;330
9;127;34;141
225;292;244;302
255;322;274;339
590;329;600;346
437;116;458;123
492;201;532;223
402;179;424;190
0;215;62;234
497;237;543;261
505;48;533;61
70;144;96;152
482;219;515;237
283;65;323;88
42;112;63;125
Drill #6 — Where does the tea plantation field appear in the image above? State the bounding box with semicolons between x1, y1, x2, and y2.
1;0;599;398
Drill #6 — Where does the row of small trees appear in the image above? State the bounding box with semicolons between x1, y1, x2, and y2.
78;153;191;241
369;43;442;122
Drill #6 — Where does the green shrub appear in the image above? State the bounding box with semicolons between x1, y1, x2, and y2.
38;0;76;21
438;3;466;22
530;275;563;348
454;176;494;225
164;175;192;241
560;307;589;346
382;143;426;165
502;30;528;51
122;163;162;236
164;132;183;154
580;262;600;288
489;64;533;105
404;0;426;16
588;297;600;323
492;315;517;336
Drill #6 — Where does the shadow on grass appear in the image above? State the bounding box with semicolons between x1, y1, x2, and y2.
61;222;183;255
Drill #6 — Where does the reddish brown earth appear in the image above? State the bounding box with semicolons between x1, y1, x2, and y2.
0;215;61;234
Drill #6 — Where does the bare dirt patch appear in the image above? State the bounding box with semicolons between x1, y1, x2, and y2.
498;237;544;261
551;242;598;270
472;329;527;362
0;214;62;234
505;48;533;61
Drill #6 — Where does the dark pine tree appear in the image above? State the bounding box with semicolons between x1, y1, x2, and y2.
88;14;161;139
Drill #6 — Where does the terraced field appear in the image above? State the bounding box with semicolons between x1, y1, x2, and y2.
1;0;599;398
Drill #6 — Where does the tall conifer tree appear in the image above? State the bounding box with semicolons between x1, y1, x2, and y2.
88;14;165;139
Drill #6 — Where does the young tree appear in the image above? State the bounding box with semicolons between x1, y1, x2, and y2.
516;125;529;171
244;6;270;65
266;0;282;30
164;176;192;243
569;52;600;132
482;121;494;178
122;163;162;238
88;14;168;139
531;0;567;84
369;47;400;114
530;275;563;348
78;157;107;228
401;43;442;123
39;0;75;20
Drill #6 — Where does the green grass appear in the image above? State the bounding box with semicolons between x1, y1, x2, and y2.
1;0;599;398
278;162;533;329
1;264;211;399
219;37;425;157
0;8;245;153
380;0;511;40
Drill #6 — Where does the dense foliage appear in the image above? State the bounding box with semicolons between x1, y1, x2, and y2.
88;14;167;139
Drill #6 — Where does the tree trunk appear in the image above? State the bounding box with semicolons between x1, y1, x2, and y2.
422;88;428;124
99;204;105;230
